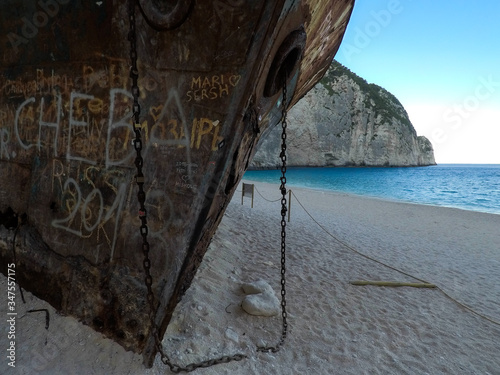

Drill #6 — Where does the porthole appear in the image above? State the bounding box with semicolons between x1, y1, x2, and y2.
138;0;193;30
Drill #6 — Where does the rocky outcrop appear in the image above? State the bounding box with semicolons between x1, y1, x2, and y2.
251;61;436;168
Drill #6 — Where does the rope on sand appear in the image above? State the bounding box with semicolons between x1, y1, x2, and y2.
289;190;500;327
254;186;282;203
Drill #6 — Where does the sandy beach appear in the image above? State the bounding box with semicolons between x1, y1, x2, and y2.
2;180;500;374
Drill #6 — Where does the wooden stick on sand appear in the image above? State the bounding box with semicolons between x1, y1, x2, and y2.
350;280;437;288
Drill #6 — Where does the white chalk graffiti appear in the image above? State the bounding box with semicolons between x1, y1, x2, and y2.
149;87;195;184
67;92;96;164
1;71;216;262
0;128;10;159
51;177;127;260
106;88;135;168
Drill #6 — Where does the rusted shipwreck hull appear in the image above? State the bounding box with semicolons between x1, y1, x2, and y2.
0;0;354;366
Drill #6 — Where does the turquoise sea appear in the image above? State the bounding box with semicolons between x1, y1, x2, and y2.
244;164;500;215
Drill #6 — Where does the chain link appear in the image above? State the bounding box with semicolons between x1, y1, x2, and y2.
257;80;288;353
128;1;247;372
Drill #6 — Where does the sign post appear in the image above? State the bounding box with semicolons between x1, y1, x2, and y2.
242;183;255;208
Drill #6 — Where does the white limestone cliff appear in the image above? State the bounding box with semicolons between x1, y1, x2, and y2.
251;61;436;168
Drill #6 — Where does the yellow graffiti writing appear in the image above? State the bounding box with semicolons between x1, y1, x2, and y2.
186;73;241;102
151;116;222;151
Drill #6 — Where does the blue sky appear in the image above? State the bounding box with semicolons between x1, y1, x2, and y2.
336;0;500;164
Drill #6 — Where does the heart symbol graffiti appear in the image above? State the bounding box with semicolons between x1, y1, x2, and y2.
229;74;241;87
149;105;163;122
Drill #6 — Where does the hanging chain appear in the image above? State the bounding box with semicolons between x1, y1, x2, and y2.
128;1;246;372
257;80;289;353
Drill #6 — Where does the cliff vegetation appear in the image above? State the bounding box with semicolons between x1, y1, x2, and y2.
251;60;436;168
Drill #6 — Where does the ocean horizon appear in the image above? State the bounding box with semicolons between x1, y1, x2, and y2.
244;164;500;215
